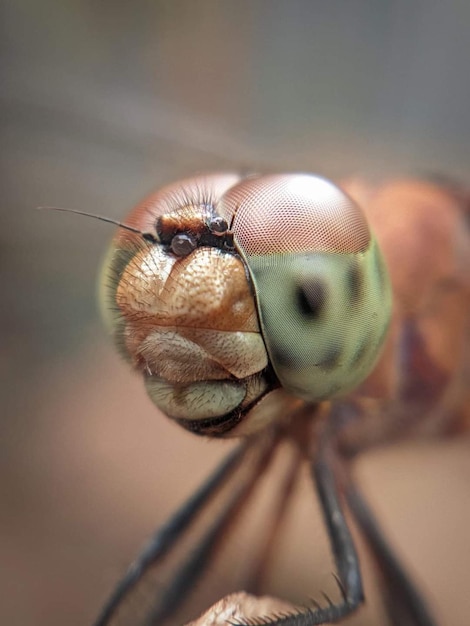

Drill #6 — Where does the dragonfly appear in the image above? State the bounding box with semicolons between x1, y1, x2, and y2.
70;171;469;626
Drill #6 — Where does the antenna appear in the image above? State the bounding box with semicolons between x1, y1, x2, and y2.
37;206;157;242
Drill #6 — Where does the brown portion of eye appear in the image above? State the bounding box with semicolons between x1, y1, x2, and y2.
219;174;370;256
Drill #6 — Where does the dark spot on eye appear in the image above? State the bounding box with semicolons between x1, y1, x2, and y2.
351;337;370;367
346;262;363;306
296;279;327;318
318;343;342;370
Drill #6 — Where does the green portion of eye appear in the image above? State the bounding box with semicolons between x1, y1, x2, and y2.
242;237;392;401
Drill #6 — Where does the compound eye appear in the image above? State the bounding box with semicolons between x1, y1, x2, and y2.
219;174;370;256
217;173;391;403
209;216;229;234
171;232;197;256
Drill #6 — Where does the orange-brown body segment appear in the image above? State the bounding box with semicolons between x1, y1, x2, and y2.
345;177;470;438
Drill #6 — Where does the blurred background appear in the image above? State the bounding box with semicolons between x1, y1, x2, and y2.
2;1;470;625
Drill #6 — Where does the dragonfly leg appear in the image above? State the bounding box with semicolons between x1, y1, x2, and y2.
231;434;365;626
302;447;365;623
345;480;439;626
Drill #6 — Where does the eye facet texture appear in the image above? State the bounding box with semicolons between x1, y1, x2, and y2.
219;173;371;255
220;174;391;402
